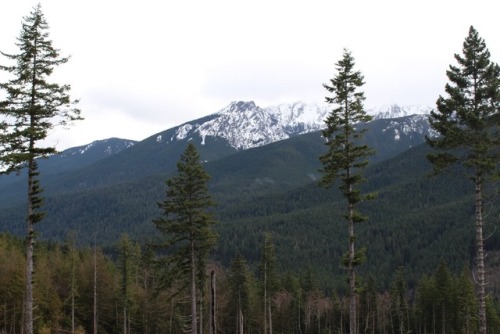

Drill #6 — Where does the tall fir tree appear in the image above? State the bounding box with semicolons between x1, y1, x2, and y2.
319;48;375;334
0;5;81;334
259;233;278;334
228;253;254;334
389;267;410;334
118;234;140;334
153;143;218;334
457;266;479;333
427;26;500;334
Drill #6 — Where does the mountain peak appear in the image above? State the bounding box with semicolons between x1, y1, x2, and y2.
223;101;258;113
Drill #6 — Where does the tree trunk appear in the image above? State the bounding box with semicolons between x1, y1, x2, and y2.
210;271;216;334
268;297;273;334
239;308;244;334
123;307;127;334
170;298;174;333
24;156;36;334
191;239;198;334
24;233;33;334
71;237;76;334
348;196;357;334
264;261;267;334
475;173;487;334
298;293;302;334
72;284;75;334
93;242;98;334
345;102;357;334
238;291;243;334
200;297;203;334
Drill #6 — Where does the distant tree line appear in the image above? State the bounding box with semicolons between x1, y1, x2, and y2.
1;232;500;333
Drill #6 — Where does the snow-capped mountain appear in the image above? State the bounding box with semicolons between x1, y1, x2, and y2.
160;101;433;150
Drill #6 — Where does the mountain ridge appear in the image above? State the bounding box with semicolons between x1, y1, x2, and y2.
0;101;435;205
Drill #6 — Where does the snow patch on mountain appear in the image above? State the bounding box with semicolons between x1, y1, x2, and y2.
174;124;194;141
381;114;438;141
77;141;96;154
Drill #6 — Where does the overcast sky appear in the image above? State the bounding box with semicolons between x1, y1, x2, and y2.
1;1;499;149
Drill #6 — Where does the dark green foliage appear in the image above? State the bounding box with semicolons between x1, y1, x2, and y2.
0;4;81;171
28;160;45;224
427;25;500;176
320;49;373;191
415;262;481;334
153;143;218;279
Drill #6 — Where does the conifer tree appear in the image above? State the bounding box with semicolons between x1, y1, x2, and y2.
153;143;218;334
389;267;410;334
118;234;139;334
228;253;253;334
457;266;479;333
0;5;81;334
319;48;374;334
259;233;278;334
427;26;500;334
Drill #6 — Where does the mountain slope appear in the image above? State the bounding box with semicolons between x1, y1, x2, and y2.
1;140;489;292
0;116;468;244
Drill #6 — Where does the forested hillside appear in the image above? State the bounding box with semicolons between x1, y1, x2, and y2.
1;132;498;291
